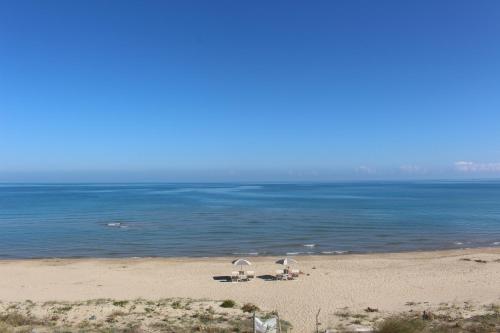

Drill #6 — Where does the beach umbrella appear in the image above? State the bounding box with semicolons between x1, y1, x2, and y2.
232;258;252;271
275;257;298;266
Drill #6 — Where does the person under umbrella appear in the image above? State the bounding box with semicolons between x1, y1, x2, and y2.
275;257;298;280
231;258;252;281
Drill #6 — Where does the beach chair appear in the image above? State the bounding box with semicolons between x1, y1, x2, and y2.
291;269;300;279
238;274;248;282
231;271;239;282
246;270;255;279
275;269;284;280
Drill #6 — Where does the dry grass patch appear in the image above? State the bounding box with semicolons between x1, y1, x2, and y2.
0;299;287;333
241;303;259;313
373;312;500;333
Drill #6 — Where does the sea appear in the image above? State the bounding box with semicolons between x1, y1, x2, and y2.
0;181;499;259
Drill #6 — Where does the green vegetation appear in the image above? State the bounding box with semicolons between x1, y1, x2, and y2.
106;310;127;323
0;299;286;333
241;303;259;313
54;305;73;313
220;300;236;308
112;300;129;307
372;313;500;333
330;304;500;333
170;300;182;309
376;316;426;333
0;312;37;327
8;298;498;333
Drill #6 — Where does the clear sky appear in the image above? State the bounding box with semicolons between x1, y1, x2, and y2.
1;1;500;182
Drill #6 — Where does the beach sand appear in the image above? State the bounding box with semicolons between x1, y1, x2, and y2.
1;248;499;331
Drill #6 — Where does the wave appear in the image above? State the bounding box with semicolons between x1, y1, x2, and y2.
106;222;127;229
321;250;348;254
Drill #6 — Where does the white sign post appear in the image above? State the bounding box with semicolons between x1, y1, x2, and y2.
253;313;279;333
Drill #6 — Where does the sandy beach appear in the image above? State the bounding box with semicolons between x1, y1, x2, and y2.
1;248;500;332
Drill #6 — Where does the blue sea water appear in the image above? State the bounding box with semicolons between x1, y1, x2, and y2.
0;181;500;259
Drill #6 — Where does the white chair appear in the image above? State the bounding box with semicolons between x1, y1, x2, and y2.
231;271;239;282
291;269;300;278
246;270;255;279
275;269;284;280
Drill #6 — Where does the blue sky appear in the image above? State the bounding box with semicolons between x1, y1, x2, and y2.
1;1;500;181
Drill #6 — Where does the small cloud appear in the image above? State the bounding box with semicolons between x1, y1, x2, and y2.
356;166;376;174
454;161;500;173
400;164;424;174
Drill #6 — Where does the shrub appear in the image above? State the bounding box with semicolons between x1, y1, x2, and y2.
241;303;259;313
171;300;182;309
55;305;73;313
113;300;129;307
376;316;425;333
105;310;126;323
0;312;34;326
220;300;236;308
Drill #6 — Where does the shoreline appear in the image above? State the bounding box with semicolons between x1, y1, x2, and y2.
2;246;500;262
1;246;499;262
1;247;499;331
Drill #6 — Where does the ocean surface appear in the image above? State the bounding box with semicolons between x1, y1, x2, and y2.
1;182;500;259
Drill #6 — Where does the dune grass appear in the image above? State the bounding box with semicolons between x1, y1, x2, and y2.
374;312;500;333
0;299;289;333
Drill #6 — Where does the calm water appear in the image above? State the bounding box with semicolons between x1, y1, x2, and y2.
1;182;500;258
